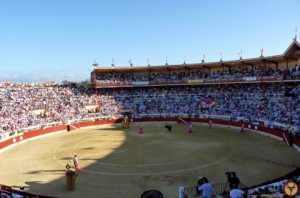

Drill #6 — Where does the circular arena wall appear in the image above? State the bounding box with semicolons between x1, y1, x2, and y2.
0;118;299;198
2;118;299;151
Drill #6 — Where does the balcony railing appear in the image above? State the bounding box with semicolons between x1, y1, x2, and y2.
93;75;300;88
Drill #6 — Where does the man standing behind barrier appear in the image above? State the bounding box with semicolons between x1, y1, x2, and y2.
230;186;245;198
198;177;213;198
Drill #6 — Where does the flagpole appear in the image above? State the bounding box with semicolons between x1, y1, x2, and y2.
260;48;264;57
111;58;116;68
92;60;98;68
202;54;206;63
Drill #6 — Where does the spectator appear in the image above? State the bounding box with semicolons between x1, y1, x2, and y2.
230;186;245;198
198;177;213;198
140;190;164;198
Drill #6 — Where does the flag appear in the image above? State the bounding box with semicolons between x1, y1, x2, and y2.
147;58;150;66
239;50;243;57
260;48;264;56
202;54;206;60
92;60;98;67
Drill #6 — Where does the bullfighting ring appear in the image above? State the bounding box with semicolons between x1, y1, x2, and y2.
0;122;299;198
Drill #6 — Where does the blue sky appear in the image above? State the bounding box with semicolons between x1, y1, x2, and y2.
0;0;299;82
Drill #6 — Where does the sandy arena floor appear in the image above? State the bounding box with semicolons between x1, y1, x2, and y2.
0;122;299;198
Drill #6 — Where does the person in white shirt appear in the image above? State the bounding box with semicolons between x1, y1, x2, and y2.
230;187;245;198
198;177;213;198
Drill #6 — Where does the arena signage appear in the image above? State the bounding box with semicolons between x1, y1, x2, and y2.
132;81;149;86
187;79;204;84
242;77;257;81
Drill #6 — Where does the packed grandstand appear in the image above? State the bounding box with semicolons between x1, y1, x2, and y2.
0;39;300;197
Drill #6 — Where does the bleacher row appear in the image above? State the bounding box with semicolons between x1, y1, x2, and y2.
94;64;300;85
0;81;300;137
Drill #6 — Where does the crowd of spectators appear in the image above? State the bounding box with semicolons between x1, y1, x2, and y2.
0;80;299;135
0;82;100;133
98;84;300;131
95;64;300;85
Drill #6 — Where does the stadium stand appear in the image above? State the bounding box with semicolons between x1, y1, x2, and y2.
0;39;300;197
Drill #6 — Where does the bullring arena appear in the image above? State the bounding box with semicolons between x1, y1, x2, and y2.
1;39;300;198
0;120;300;198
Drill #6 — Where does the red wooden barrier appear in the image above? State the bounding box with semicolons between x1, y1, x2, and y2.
0;118;299;151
